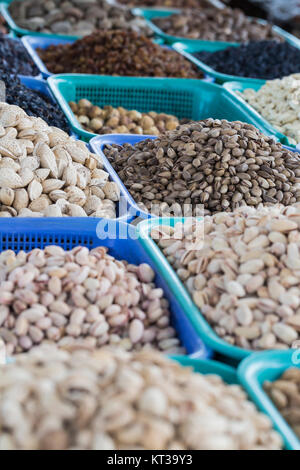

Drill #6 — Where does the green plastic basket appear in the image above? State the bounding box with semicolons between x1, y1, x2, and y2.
136;217;262;362
133;7;300;48
238;351;300;450
173;40;300;84
47;74;281;142
224;80;294;148
0;0;85;39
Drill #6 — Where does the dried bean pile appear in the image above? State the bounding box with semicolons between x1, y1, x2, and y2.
0;103;119;218
0;246;181;356
37;30;203;78
0;35;39;76
103;120;300;217
152;8;280;42
0;345;282;450
70;100;180;135
238;74;300;145
194;41;300;80
1;71;70;133
8;0;151;37
264;368;300;438
153;205;300;351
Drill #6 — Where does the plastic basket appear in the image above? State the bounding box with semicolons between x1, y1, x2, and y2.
224;80;295;147
47;75;230;143
238;351;300;450
173;356;237;384
136;217;267;362
18;75;55;102
0;218;211;359
134;7;300;48
173;39;300;84
0;0;81;40
21;36;74;78
90;134;156;220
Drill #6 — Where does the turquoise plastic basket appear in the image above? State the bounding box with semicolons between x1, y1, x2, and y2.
48;75;281;143
238;351;300;450
134;7;300;48
0;0;83;39
137;217;273;362
173;356;238;384
224;80;295;148
172;39;300;84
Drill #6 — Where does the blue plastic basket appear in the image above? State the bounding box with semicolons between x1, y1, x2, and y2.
22;36;73;78
90;134;157;220
173;356;237;384
18;75;55;102
238;351;300;450
0;218;211;359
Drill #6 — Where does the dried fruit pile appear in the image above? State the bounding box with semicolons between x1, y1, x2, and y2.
153;205;300;350
8;0;151;37
1;71;70;133
103;119;300;216
0;103;119;218
152;7;281;42
194;41;300;79
238;74;300;145
70;100;180;135
0;245;182;356
264;368;300;438
0;35;39;76
37;30;203;78
0;346;282;450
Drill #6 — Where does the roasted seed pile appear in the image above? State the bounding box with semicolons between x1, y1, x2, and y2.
264;368;300;438
153;205;300;350
0;35;39;76
0;346;282;450
103;120;300;216
8;0;151;37
37;30;203;78
0;103;119;218
0;245;182;356
152;7;281;42
70;100;180;135
1;71;70;134
239;74;300;145
194;41;300;80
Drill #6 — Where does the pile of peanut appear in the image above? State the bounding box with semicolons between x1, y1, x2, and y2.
152;204;300;350
264;367;300;438
70;100;180;135
0;346;282;450
0;103;119;218
0;245;182;356
239;74;300;145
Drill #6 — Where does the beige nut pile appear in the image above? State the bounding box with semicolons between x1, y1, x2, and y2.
264;367;300;438
239;74;300;145
152;204;300;350
0;103;119;218
0;246;182;355
69;100;180;136
104;119;300;216
0;346;282;450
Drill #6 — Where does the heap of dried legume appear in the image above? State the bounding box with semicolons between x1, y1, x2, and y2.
0;345;282;450
0;245;182;356
152;204;300;350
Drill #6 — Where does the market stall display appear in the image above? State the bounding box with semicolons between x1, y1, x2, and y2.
0;0;300;452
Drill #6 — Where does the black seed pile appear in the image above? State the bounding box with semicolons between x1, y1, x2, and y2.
0;70;70;133
193;41;300;79
0;35;39;76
